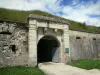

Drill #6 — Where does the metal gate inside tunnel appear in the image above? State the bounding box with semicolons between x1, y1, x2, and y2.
37;35;60;63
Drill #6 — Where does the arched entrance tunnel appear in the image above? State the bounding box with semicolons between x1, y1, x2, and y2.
37;35;60;63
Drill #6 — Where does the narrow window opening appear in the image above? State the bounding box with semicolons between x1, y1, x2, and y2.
0;32;11;35
11;45;16;53
76;37;81;39
93;38;96;40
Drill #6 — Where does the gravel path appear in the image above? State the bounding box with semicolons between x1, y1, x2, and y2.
39;62;100;75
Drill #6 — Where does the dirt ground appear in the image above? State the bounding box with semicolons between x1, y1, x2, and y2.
39;62;100;75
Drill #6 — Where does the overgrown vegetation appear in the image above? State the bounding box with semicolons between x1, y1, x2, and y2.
69;21;100;33
70;59;100;70
0;66;46;75
0;8;100;33
0;8;55;23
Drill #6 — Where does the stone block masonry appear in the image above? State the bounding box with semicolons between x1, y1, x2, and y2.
0;14;100;67
0;22;28;67
69;30;100;60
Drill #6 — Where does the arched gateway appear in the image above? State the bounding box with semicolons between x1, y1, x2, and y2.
28;14;70;66
37;35;60;63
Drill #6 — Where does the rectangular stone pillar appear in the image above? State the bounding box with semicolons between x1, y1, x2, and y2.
63;25;70;63
28;19;37;66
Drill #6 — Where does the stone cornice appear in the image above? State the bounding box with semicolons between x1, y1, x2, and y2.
28;14;69;25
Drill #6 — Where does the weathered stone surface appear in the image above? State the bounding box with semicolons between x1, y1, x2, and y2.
69;30;100;60
28;20;37;66
1;17;100;67
0;22;28;67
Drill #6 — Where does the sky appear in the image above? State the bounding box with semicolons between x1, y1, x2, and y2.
0;0;100;26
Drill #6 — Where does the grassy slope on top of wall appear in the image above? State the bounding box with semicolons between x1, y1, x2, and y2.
69;21;100;33
0;8;55;23
0;8;100;34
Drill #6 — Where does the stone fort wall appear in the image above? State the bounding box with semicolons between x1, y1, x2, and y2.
0;22;28;67
69;30;100;60
0;21;100;67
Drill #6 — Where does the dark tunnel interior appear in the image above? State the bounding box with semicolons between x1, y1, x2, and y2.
37;36;60;63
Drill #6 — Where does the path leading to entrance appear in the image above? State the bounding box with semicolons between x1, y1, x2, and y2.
39;62;100;75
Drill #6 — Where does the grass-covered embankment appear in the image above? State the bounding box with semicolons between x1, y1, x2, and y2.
70;59;100;70
0;8;100;33
0;66;46;75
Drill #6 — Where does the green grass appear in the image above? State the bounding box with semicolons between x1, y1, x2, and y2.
0;8;100;33
0;8;56;23
0;66;46;75
70;59;100;70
